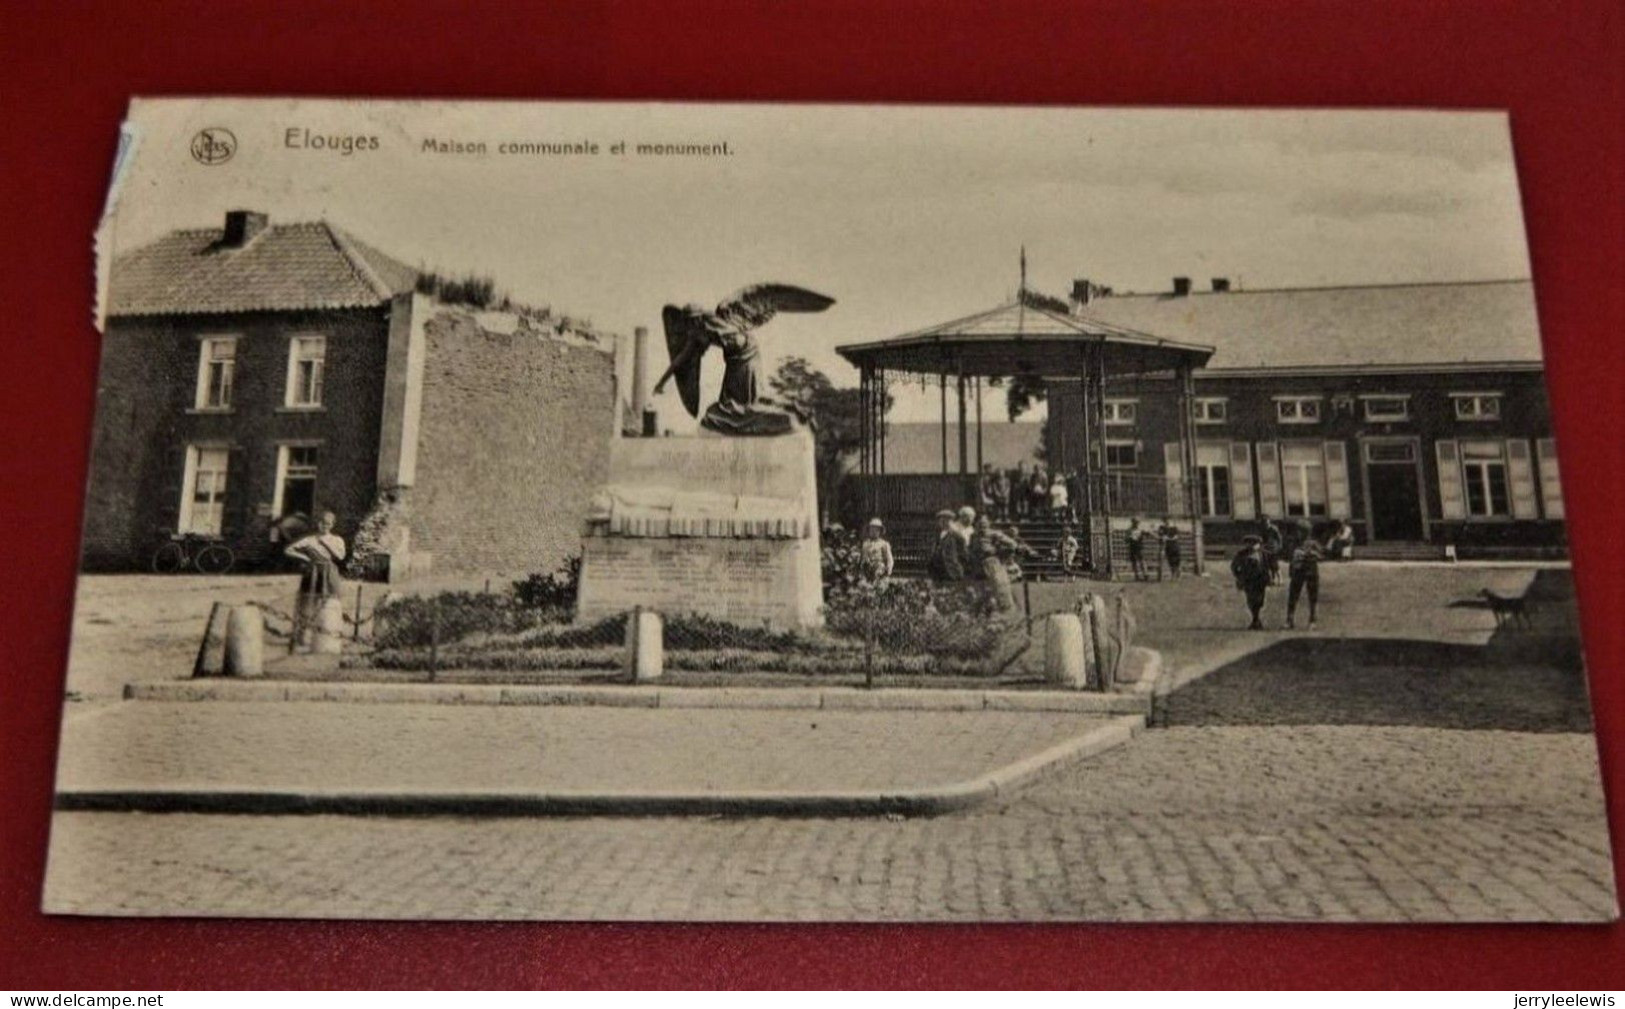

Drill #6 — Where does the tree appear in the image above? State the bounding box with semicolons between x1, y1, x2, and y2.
768;357;888;525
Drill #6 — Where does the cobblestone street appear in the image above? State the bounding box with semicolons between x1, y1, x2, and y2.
45;714;1615;922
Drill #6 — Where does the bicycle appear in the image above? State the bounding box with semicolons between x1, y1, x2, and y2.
151;533;236;575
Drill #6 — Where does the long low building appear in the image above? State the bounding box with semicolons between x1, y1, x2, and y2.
839;276;1566;564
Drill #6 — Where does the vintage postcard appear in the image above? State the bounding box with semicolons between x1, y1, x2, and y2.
44;99;1615;922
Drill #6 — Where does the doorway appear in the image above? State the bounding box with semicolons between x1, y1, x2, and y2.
1361;439;1425;541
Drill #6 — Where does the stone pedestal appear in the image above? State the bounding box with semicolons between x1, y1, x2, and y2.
576;431;823;629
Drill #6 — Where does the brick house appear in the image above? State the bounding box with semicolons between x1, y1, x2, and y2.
83;210;618;578
1047;278;1565;557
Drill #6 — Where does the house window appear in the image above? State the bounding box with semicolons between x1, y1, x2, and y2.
1275;397;1322;424
1103;400;1137;426
1460;440;1511;517
1452;393;1502;422
1279;441;1329;517
179;445;230;536
1192;398;1228;424
1362;395;1411;422
285;335;327;407
194;336;237;410
274;444;320;520
1105;440;1139;470
1195;442;1232;517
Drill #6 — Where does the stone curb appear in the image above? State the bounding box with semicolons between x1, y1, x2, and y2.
54;714;1144;819
123;679;1152;715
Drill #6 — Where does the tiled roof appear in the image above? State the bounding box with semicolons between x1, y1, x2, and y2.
1078;279;1542;371
837;300;1215;376
107;220;419;317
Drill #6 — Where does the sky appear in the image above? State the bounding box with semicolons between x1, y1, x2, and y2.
105;100;1534;425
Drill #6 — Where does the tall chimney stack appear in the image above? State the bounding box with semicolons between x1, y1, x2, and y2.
1172;276;1192;297
631;326;655;436
222;210;268;248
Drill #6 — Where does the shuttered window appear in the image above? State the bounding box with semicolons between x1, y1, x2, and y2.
1229;442;1256;520
1163;441;1183;481
1506;439;1539;519
1324;441;1352;518
1255;442;1284;517
1436;440;1466;519
1536;438;1565;520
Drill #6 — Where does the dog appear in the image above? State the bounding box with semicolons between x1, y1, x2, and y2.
1480;588;1534;629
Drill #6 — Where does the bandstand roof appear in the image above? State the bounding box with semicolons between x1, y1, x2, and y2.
836;300;1214;378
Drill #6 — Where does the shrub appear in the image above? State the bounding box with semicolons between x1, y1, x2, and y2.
373;591;532;650
512;556;581;611
824;579;1005;659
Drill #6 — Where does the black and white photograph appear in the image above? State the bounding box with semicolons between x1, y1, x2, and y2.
42;98;1615;922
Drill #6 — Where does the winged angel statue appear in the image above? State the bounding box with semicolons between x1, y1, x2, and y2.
653;283;835;436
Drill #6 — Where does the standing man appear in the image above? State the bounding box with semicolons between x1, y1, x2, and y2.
1286;522;1324;629
968;515;1030;615
927;509;966;583
1157;515;1183;580
1230;534;1272;630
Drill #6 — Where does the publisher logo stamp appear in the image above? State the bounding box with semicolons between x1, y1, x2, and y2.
190;128;237;165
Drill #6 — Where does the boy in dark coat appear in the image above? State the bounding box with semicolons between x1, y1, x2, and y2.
1230;534;1272;630
927;509;966;582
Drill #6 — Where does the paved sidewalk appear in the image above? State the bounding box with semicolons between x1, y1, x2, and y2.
54;702;1114;795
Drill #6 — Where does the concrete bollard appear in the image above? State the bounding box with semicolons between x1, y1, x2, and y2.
1043;613;1089;689
223;604;265;678
623;608;664;682
313;597;345;655
193;602;231;677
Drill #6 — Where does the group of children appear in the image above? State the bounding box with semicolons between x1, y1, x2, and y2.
979;463;1081;524
1123;517;1185;581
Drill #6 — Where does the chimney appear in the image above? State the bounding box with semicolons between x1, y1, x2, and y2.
1070;278;1112;312
630;326;652;436
1211;277;1231;293
221;210;268;248
1172;276;1192;297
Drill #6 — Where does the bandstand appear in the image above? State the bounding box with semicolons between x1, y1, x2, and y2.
836;295;1215;576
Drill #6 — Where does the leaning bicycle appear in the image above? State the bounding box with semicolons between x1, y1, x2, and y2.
151;533;236;575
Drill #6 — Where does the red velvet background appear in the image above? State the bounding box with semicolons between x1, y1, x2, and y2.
2;0;1621;990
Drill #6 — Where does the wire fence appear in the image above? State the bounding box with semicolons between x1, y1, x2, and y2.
232;552;1133;688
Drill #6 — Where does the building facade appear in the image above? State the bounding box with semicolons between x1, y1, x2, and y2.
83;210;617;578
1047;278;1565;557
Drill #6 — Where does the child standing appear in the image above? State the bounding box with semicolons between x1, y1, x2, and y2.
1125;518;1149;581
1286;526;1324;629
1157;516;1182;580
1230;534;1272;630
